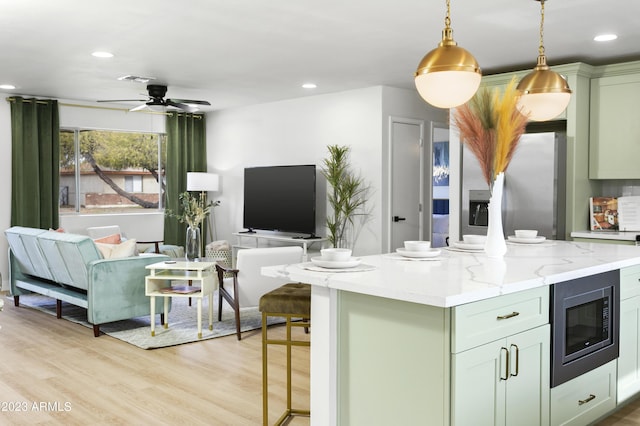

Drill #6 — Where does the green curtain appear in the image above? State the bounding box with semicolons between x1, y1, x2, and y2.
10;97;60;229
164;112;207;246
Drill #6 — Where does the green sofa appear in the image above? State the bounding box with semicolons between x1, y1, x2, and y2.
5;226;170;337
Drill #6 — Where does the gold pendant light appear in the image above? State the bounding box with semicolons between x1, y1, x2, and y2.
414;0;481;109
517;0;571;121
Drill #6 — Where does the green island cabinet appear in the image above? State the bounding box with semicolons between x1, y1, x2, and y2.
618;264;640;402
336;271;639;426
337;286;550;425
549;360;617;426
450;288;550;426
590;61;640;179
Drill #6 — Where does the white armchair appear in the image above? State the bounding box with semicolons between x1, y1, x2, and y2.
215;246;303;340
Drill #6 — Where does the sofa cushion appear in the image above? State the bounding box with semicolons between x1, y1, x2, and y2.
94;233;122;244
37;230;102;289
5;227;50;279
144;244;184;258
95;239;138;259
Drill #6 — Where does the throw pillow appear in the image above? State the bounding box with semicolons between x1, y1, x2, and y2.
93;233;122;244
95;239;138;259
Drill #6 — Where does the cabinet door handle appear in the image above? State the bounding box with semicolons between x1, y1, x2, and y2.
578;394;596;405
510;344;519;377
500;347;510;381
497;312;520;320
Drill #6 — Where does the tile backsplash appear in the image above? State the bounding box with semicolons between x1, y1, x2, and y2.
601;180;640;197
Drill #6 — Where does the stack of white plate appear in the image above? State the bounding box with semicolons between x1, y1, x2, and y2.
507;229;546;244
310;257;362;269
395;247;441;259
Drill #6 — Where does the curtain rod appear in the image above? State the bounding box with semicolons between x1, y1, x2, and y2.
5;97;204;118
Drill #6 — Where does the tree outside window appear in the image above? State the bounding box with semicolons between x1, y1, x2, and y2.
59;129;166;215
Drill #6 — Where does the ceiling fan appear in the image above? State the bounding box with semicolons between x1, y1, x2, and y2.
98;84;211;112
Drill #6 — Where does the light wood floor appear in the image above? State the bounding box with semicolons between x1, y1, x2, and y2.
3;300;640;426
0;299;309;425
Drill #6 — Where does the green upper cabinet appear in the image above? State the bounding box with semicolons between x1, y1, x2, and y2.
590;61;640;179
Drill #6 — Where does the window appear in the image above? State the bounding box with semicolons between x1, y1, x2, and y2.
124;175;143;193
60;129;166;215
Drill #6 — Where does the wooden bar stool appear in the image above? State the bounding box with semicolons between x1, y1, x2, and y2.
259;282;311;426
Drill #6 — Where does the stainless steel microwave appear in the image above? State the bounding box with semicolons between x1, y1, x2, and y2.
550;270;620;387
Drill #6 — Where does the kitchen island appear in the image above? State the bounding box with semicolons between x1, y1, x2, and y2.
262;241;640;425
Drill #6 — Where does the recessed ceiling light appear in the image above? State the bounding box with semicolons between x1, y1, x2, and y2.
92;51;114;58
302;83;317;89
0;84;16;90
594;34;618;42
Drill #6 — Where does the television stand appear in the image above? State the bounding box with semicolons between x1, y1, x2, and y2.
233;232;327;261
293;234;320;240
239;229;256;234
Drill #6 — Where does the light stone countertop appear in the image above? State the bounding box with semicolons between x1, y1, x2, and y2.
262;240;640;308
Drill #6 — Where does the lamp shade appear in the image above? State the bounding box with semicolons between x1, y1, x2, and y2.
187;172;219;192
414;33;481;109
517;65;571;121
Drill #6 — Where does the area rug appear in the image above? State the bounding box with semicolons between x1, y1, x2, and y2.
10;293;279;349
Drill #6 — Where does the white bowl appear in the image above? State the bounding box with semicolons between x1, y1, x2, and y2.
515;229;538;239
463;234;486;245
321;248;352;262
404;241;431;251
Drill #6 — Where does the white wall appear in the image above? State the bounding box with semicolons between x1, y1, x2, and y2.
206;85;446;256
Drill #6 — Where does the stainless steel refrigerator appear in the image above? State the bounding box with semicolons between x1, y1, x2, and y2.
461;131;567;240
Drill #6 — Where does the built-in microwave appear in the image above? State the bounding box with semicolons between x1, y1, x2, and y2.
550;269;620;387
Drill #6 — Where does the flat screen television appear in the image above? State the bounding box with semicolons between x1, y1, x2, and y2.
243;164;316;236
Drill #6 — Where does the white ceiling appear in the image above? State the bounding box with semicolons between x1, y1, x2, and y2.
1;0;639;111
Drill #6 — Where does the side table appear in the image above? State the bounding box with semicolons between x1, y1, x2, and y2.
145;260;217;338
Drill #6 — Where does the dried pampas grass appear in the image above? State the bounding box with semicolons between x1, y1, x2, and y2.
453;77;528;187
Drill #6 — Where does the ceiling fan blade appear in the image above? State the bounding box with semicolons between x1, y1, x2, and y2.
165;100;199;113
97;99;148;103
167;98;211;106
129;104;150;112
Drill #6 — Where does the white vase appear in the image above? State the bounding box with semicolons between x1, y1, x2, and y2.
484;172;507;258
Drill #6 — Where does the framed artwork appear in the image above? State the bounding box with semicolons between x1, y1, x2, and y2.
433;141;449;186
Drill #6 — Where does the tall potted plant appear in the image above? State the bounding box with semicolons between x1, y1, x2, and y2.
322;145;371;249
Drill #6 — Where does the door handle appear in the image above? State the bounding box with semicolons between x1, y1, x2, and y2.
393;216;406;222
497;312;520;320
578;394;596;405
510;344;519;377
500;347;509;381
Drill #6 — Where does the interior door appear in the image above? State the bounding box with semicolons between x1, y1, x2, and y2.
391;120;423;251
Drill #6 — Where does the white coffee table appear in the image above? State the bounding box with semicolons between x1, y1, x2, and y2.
145;260;217;338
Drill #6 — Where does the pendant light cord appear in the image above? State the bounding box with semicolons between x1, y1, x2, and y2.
445;0;451;29
538;0;546;57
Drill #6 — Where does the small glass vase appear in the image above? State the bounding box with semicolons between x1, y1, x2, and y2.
185;225;201;261
484;172;507;258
